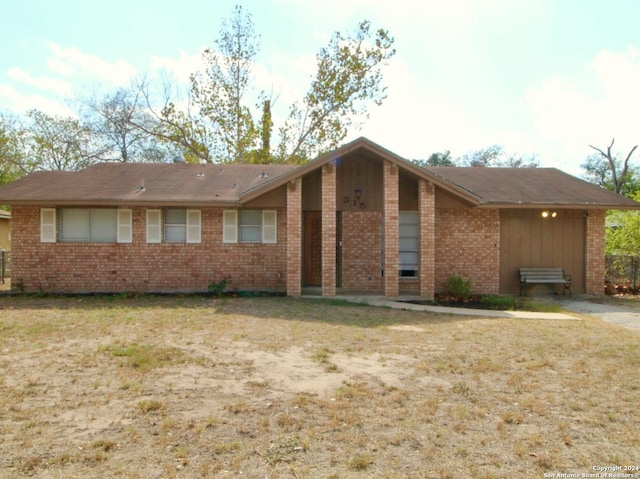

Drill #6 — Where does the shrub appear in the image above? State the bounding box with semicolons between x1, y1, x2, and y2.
446;275;472;301
480;294;516;310
208;277;231;297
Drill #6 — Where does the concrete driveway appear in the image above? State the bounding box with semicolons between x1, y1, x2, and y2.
557;296;640;331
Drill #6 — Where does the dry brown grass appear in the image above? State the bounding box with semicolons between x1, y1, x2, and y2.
0;295;639;478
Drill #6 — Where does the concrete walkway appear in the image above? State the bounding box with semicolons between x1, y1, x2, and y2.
307;295;580;321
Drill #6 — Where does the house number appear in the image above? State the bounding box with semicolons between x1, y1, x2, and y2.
343;196;366;209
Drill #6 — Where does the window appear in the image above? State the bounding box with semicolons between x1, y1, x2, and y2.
399;211;419;277
165;209;186;242
60;208;119;243
239;210;261;242
223;210;277;244
146;209;201;244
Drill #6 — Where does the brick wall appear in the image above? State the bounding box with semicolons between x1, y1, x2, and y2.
286;179;302;296
419;179;435;299
321;164;336;296
585;209;605;295
383;161;399;296
10;206;288;294
341;211;382;290
434;209;500;294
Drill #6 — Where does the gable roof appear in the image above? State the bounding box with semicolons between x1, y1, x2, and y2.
0;137;637;210
426;166;640;209
0;162;296;206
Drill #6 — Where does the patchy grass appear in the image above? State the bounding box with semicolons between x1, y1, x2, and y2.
0;295;639;478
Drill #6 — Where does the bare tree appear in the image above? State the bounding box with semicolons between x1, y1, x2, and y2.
587;138;638;195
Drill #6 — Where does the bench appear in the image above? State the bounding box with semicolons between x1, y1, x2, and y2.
519;267;572;296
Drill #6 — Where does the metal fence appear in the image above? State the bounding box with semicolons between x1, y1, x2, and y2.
605;255;640;292
0;250;9;285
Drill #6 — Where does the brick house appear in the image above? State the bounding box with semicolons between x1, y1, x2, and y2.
0;137;638;297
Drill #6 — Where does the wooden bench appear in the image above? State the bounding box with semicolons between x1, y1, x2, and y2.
519;267;572;296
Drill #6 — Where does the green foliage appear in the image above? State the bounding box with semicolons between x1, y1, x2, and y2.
0;112;30;185
208;277;231;297
27;110;98;171
190;5;259;163
479;294;516;310
278;20;395;162
446;275;472;300
606;198;640;255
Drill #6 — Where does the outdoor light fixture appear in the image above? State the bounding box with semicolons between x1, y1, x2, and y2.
541;210;557;218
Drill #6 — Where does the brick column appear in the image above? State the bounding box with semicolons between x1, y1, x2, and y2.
585;210;605;295
286;178;302;296
383;160;399;297
419;179;435;299
322;164;336;296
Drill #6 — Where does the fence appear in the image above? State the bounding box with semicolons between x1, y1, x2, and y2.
1;250;9;285
605;255;640;293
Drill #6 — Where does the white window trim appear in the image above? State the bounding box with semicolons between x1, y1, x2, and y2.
262;210;277;243
41;208;56;243
117;209;132;243
186;209;201;244
223;210;238;243
146;209;162;243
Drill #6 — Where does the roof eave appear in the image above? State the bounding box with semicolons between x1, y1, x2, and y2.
476;202;640;210
1;199;243;208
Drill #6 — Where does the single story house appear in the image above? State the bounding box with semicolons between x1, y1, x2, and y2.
0;137;638;297
0;209;10;251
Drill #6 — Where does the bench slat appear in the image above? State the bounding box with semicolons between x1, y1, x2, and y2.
519;267;572;296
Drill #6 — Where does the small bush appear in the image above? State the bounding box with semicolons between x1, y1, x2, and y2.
480;294;516;310
446;275;472;301
208;277;231;297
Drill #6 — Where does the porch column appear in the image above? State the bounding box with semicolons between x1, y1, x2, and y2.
286;177;302;297
585;210;605;295
419;179;435;299
322;163;336;296
383;160;399;297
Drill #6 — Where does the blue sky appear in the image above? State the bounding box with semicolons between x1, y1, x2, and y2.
2;0;639;175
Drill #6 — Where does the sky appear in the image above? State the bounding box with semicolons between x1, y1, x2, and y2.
1;0;640;176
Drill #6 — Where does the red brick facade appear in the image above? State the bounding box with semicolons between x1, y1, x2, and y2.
434;209;501;294
585;209;605;295
286;178;302;296
321;164;336;296
383;160;399;297
341;211;383;291
11;206;287;294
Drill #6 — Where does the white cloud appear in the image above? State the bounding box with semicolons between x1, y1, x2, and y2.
0;83;75;117
47;43;137;86
525;46;640;174
359;57;491;160
150;49;203;85
8;67;73;97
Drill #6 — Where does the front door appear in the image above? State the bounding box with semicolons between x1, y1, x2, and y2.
304;212;322;286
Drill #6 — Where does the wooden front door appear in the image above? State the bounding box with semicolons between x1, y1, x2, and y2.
304;212;322;286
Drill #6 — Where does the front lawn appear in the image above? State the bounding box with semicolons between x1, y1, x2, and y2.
0;295;638;478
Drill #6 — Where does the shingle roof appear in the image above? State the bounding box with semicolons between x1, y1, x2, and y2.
0;137;638;209
426;166;640;209
0;162;296;206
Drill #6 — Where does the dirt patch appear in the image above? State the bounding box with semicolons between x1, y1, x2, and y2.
1;295;639;478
